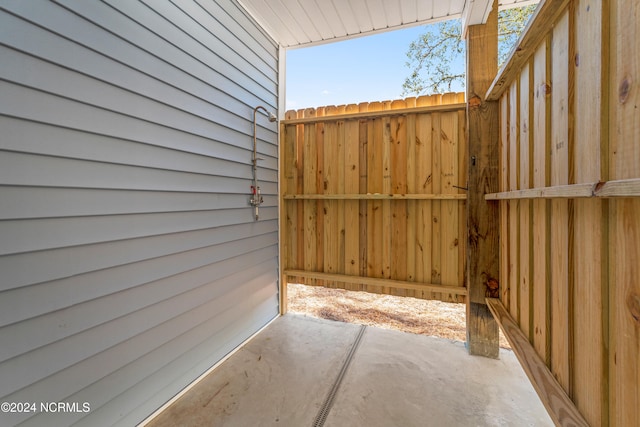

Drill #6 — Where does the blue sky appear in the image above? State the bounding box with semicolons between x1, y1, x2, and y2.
285;25;432;110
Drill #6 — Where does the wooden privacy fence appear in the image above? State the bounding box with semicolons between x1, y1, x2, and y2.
279;93;468;305
484;0;640;426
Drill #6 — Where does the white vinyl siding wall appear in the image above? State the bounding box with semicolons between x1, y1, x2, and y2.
0;1;279;426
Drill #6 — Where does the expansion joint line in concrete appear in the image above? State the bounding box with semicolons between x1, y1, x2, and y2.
312;324;367;427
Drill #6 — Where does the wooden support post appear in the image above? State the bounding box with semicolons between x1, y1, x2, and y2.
465;0;500;357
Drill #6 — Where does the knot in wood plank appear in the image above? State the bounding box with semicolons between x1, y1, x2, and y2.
627;292;640;324
468;96;482;109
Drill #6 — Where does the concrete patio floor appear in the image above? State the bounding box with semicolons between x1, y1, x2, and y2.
146;314;553;427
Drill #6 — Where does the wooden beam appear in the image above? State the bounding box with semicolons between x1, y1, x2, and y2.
485;183;593;200
594;178;640;198
283;270;467;296
465;0;500;358
486;298;589;427
485;178;640;200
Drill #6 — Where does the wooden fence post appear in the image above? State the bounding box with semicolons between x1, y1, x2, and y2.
465;0;500;357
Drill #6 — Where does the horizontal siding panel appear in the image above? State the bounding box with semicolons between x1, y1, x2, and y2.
139;0;278;87
73;0;274;106
0;187;278;221
0;261;277;398
0;208;268;255
0;9;275;138
0;221;277;293
0;82;279;164
0;247;277;363
0;45;247;143
0;150;277;193
0;187;250;220
2;0;277;110
102;0;277;99
1;77;277;165
197;0;277;58
0;118;270;180
0;233;277;328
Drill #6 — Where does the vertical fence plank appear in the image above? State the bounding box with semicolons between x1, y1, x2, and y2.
431;111;442;297
337;119;346;279
367;117;384;293
519;64;533;341
415;111;433;298
344;106;360;283
406;112;417;297
440;110;459;301
315;108;326;287
284;121;298;272
508;81;520;322
610;199;640;427
382;116;392;288
550;11;571;395
323;109;339;283
532;39;551;365
303;108;318;286
358;103;369;286
391;101;408;294
295;110;305;282
440;94;460;302
572;1;607;424
457;105;467;302
499;95;510;307
610;0;639;425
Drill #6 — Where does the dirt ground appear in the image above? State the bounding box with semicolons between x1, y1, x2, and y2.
287;283;510;349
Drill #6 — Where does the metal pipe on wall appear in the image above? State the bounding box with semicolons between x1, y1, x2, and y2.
250;106;277;220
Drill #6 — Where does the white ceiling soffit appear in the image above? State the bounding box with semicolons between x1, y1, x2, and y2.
238;0;540;49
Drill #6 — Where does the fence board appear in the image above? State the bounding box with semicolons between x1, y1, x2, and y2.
390;108;408;294
519;64;532;341
572;1;606;424
281;95;466;302
303;108;318;286
431;111;442;299
315;109;325;286
367;117;384;292
344;105;360;281
532;39;550;364
610;0;640;425
439;95;458;301
323;115;340;281
415;112;433;295
508;81;520;321
549;10;572;396
406;112;417;297
499;95;510;306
